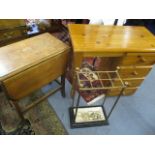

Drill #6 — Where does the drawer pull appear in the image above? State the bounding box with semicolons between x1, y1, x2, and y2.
131;71;138;76
116;66;120;70
138;55;147;63
124;81;131;87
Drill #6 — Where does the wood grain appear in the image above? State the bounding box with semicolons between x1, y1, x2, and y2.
68;24;155;53
120;53;155;66
117;66;152;78
108;87;138;96
3;51;68;100
68;24;155;96
0;33;70;80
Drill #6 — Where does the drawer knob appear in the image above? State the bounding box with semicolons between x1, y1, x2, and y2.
116;66;120;70
124;81;130;87
132;71;138;76
138;55;147;63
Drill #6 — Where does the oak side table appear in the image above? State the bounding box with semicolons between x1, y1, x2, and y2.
0;33;70;120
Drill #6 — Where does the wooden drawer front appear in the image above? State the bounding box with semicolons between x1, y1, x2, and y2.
117;66;152;78
107;87;137;96
3;51;68;100
121;53;155;66
112;78;144;88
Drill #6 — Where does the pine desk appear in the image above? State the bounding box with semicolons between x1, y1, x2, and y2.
68;24;155;96
0;33;70;119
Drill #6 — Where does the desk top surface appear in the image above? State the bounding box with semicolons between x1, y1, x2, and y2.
0;33;69;79
68;24;155;53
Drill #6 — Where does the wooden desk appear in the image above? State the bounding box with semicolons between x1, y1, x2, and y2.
68;24;155;96
0;33;70;119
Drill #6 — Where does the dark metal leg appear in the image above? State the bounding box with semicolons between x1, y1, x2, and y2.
72;91;76;107
70;75;76;98
107;88;125;119
10;100;24;120
74;93;81;121
102;94;108;106
92;57;97;69
61;74;66;98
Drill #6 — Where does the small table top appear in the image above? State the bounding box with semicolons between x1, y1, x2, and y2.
68;24;155;53
0;33;70;79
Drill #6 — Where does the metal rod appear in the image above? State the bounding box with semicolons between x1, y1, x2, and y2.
72;91;76;107
107;72;114;87
79;86;125;91
78;78;122;82
74;93;81;121
55;79;61;85
61;74;66;97
92;57;97;69
78;70;117;73
97;72;104;88
107;87;125;119
102;93;107;106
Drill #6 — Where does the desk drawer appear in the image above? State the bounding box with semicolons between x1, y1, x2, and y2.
107;87;137;96
3;51;68;100
117;66;152;78
121;53;155;66
112;78;144;88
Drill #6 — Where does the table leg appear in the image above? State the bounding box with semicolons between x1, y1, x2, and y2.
10;100;24;120
70;53;83;98
61;74;66;98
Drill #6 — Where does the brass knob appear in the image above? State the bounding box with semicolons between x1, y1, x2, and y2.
75;67;80;71
116;66;120;70
124;81;130;87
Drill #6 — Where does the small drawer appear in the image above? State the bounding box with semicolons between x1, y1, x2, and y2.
117;66;152;78
112;78;144;88
123;78;144;88
107;87;138;96
121;53;155;66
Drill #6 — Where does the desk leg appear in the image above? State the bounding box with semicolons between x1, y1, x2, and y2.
70;53;83;98
10;100;24;120
61;74;66;98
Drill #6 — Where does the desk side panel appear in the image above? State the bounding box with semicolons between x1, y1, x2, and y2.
3;51;68;100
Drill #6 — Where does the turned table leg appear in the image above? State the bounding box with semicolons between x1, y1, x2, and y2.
61;74;66;98
70;53;83;98
9;100;24;120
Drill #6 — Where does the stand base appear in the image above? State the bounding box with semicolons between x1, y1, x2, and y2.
69;105;108;128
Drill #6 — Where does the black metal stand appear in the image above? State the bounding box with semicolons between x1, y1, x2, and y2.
69;69;126;128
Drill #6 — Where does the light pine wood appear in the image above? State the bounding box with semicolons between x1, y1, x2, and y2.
117;66;152;78
120;53;155;66
0;33;69;80
112;78;144;88
68;24;155;96
107;87;138;96
68;24;155;53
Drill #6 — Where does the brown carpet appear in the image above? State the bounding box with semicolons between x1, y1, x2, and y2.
0;90;67;135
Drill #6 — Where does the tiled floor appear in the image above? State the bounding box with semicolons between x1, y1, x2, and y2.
42;66;155;135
